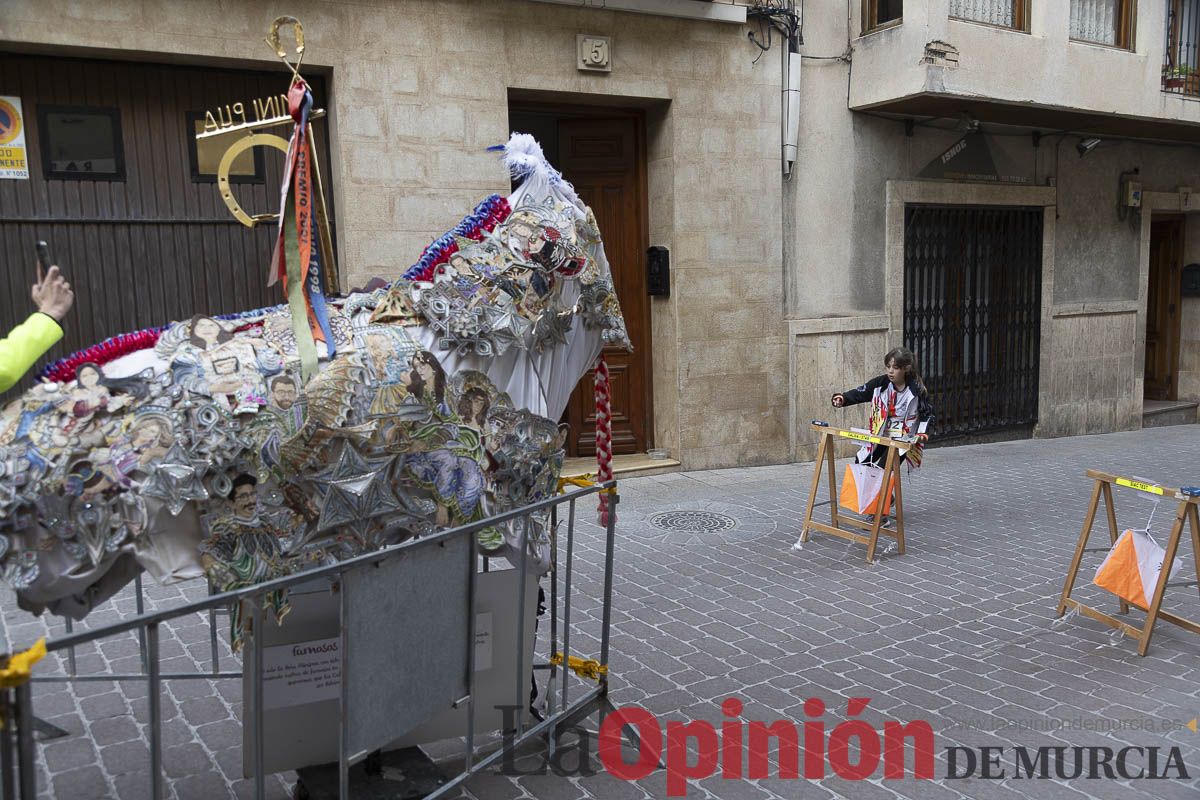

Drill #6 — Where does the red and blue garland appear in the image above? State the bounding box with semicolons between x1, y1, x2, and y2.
37;307;283;384
39;196;512;384
401;195;510;283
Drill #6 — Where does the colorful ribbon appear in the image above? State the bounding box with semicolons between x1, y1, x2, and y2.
268;79;330;383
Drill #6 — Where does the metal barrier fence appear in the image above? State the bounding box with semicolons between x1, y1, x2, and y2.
0;481;618;800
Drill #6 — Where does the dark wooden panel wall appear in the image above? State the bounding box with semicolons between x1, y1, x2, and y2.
0;53;334;395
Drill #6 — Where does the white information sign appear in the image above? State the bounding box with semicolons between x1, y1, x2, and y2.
474;611;493;672
262;637;342;711
0;95;30;180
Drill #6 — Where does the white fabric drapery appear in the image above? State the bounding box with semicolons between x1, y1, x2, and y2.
949;0;1015;28
1070;0;1118;45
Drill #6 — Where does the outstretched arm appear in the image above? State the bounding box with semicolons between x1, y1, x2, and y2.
0;265;74;393
0;315;63;393
832;375;888;408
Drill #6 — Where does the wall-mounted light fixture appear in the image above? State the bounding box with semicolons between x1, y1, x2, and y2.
1076;137;1102;157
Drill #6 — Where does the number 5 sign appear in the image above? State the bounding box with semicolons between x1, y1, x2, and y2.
577;35;612;72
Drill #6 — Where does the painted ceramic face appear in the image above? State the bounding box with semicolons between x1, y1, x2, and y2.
415;358;435;384
368;337;391;373
232;482;258;520
193;318;222;345
471;395;487;416
508;220;536;250
272;381;297;410
131;421;163;449
78;367;101;389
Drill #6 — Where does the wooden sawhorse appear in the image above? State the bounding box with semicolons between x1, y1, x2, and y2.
1057;470;1200;656
797;423;912;563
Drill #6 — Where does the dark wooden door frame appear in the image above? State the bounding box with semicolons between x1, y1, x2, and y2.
1145;215;1184;401
508;100;653;456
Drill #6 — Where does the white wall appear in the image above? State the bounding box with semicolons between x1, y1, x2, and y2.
850;0;1200;127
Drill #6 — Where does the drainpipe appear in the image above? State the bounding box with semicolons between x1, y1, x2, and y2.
782;29;802;177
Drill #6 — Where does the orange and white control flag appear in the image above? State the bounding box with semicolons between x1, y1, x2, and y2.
839;463;894;516
1093;529;1183;608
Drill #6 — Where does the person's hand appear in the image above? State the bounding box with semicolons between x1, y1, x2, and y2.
31;264;74;322
831;394;845;408
916;433;929;444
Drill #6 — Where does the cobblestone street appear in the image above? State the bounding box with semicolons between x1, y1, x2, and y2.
4;426;1199;799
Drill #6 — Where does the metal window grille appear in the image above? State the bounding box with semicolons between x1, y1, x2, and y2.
903;205;1044;440
1164;0;1200;95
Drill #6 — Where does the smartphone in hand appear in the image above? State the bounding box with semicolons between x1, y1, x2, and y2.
35;240;52;281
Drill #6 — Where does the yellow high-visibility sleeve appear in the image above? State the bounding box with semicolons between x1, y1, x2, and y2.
0;313;63;393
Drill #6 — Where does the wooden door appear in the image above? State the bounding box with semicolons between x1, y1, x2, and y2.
0;53;334;395
1145;218;1183;401
557;117;651;456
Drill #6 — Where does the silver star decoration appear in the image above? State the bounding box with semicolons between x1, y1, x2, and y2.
141;443;210;515
0;445;47;514
0;546;38;590
187;401;253;469
481;298;530;356
531;306;573;353
420;282;496;357
309;445;403;534
70;497;129;569
37;494;75;542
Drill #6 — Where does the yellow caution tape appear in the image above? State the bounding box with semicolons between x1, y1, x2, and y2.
1115;478;1165;496
550;652;608;681
558;475;595;491
837;430;883;445
557;475;617;495
0;638;46;689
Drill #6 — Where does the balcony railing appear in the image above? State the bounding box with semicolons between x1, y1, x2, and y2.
1164;0;1200;96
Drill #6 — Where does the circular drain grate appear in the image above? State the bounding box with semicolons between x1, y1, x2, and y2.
648;510;738;534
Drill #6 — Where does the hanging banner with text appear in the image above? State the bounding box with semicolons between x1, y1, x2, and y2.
0;96;30;179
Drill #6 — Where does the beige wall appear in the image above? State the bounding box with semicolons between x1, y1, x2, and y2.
1038;309;1142;436
789;318;891;462
1;0;788;471
1181;223;1200;407
1146;196;1200;421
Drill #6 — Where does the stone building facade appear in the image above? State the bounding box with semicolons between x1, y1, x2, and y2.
790;0;1200;461
2;0;1197;471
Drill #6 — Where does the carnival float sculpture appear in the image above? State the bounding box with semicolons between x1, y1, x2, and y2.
0;24;628;647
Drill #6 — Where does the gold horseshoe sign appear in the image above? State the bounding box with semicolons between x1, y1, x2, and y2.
265;16;306;85
196;16;337;287
217;133;290;228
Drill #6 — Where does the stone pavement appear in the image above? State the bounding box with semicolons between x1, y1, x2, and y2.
3;425;1199;799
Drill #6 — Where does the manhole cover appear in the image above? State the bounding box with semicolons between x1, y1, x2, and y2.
648;511;738;533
